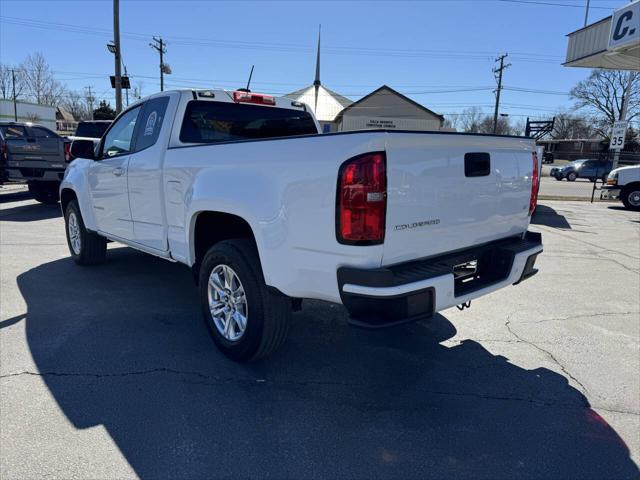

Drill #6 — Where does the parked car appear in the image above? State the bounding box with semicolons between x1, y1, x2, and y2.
61;89;543;362
601;165;640;211
69;120;112;142
0;122;70;203
550;159;612;182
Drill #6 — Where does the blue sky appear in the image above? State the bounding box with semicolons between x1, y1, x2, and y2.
0;0;628;122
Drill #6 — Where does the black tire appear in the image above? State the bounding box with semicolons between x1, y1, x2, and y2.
64;200;107;265
621;186;640;211
566;172;577;182
29;181;60;204
198;239;291;362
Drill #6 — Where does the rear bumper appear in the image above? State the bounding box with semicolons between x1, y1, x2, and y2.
337;232;542;328
3;167;65;182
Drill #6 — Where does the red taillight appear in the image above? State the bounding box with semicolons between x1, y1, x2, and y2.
337;152;387;244
529;152;539;216
64;142;71;162
232;91;276;106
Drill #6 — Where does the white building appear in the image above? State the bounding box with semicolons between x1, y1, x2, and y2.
335;85;444;132
565;0;639;70
0;99;57;129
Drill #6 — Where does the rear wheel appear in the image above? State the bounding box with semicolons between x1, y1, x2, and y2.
198;239;291;362
64;200;107;265
621;186;640;211
29;181;60;204
566;172;577;182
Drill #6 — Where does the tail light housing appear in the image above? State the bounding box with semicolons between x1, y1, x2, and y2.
233;91;276;106
529;152;539;216
336;152;387;245
64;142;71;162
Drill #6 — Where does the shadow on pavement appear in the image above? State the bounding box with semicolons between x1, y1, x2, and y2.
0;202;61;222
17;248;639;479
0;188;30;204
531;204;571;230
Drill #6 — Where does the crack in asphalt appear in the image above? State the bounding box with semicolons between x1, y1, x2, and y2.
526;310;640;325
504;317;590;396
0;368;604;411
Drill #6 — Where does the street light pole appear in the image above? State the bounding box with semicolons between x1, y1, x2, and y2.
113;0;123;114
11;69;17;121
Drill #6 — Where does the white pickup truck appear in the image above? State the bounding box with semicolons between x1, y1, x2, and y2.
602;165;640;211
62;89;543;361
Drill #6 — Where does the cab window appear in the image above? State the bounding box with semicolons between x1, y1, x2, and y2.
102;106;141;158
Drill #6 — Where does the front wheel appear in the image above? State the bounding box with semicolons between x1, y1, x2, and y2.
555;176;563;181
199;239;291;362
29;181;60;204
621;186;640;211
566;172;577;182
64;200;107;265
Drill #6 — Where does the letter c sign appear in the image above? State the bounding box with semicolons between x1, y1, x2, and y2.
609;2;639;49
613;11;635;41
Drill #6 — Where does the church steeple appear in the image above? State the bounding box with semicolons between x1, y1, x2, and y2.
313;25;321;112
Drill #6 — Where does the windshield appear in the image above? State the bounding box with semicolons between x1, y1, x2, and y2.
75;122;111;139
180;101;318;144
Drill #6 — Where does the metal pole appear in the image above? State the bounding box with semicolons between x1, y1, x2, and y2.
612;72;635;169
584;0;591;26
124;65;129;106
113;0;123;114
11;69;17;121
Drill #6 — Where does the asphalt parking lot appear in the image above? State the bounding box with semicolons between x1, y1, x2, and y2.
1;186;639;479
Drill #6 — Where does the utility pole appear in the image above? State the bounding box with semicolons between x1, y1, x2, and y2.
492;53;511;134
11;69;17;121
85;86;95;120
150;36;167;91
113;0;123;114
584;0;591;26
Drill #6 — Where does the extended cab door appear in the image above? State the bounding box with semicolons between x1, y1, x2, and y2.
88;105;142;240
127;95;172;251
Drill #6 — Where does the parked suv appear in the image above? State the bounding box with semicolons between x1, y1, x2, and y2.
550;159;612;182
0;122;69;203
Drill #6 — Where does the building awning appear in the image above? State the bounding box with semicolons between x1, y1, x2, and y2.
564;0;640;70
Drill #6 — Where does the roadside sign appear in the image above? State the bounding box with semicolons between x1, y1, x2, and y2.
109;76;131;89
609;120;628;150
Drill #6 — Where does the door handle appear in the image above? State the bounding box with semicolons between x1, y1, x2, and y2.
112;167;125;177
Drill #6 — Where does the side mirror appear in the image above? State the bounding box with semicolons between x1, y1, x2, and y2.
70;139;97;160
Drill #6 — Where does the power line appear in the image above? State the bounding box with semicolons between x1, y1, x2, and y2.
497;0;612;9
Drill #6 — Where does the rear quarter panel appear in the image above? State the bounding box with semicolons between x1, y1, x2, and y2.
163;132;387;303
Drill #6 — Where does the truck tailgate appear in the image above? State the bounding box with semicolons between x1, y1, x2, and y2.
382;133;535;266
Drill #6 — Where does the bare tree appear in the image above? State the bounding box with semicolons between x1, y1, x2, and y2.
62;90;89;121
20;53;66;106
551;111;594;139
570;70;639;137
457;106;485;133
477;115;512;135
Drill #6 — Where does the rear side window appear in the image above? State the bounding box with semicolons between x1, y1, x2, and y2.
134;96;170;151
75;122;110;139
28;126;59;138
180;101;317;144
0;126;27;138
